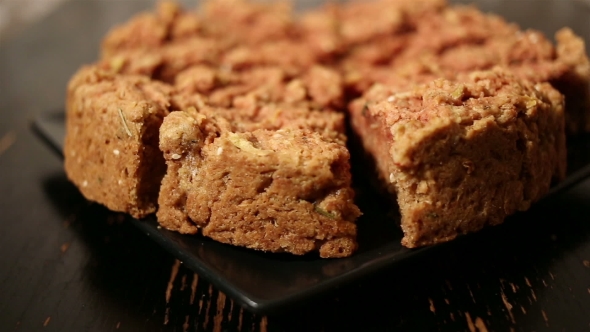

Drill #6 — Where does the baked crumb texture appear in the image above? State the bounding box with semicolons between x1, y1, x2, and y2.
350;69;566;247
64;0;589;255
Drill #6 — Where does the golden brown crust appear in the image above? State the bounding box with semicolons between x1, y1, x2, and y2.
172;64;344;110
333;2;589;135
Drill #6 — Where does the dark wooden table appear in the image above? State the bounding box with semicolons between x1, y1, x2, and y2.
1;0;589;331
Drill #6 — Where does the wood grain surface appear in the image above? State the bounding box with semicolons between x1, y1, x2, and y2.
0;0;589;331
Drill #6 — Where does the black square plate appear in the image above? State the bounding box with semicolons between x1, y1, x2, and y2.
32;111;590;314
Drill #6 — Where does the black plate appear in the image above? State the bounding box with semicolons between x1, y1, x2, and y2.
30;0;590;315
32;111;590;314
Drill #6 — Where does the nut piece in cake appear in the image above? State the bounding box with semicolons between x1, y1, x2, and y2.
64;65;172;218
350;69;566;247
157;108;360;258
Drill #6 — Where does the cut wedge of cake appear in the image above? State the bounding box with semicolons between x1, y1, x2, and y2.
350;70;566;247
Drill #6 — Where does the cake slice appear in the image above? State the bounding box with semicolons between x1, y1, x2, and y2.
350;69;566;247
64;66;172;218
157;107;360;257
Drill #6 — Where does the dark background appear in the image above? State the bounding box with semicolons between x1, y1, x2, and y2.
1;0;589;331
